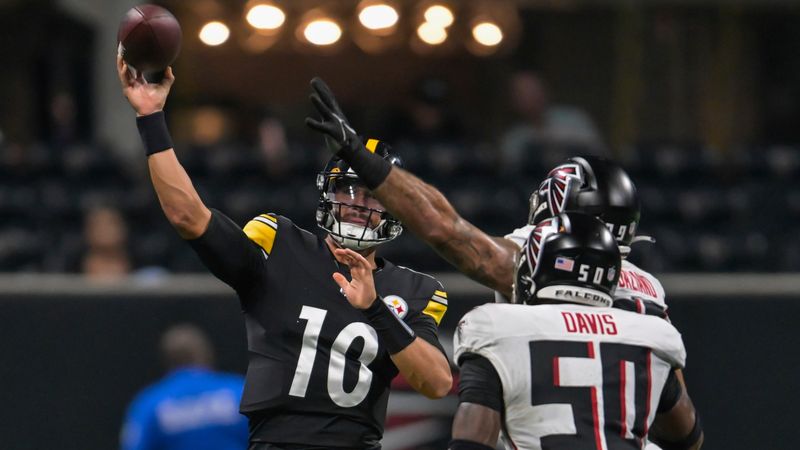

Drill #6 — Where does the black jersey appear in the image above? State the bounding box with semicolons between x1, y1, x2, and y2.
189;210;448;449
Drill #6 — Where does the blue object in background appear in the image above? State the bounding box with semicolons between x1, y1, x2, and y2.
121;367;248;450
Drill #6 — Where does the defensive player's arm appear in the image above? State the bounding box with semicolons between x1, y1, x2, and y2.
332;248;452;399
306;78;518;297
374;167;519;298
449;354;503;449
117;55;211;239
649;369;704;450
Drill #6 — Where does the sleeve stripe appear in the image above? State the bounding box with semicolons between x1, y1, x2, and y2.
431;295;448;306
259;214;277;223
244;219;277;254
422;300;447;326
254;216;278;229
434;290;448;298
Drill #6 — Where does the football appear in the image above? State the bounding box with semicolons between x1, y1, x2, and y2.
117;4;182;74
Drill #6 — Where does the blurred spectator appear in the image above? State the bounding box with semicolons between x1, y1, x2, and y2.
49;92;79;148
82;247;130;279
83;206;127;252
81;206;131;280
120;324;248;450
500;70;604;170
404;77;464;144
257;115;291;179
380;78;466;171
0;140;49;176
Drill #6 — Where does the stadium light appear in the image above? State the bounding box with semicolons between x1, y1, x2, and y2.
353;1;402;53
472;21;503;46
199;21;230;46
424;4;454;28
246;4;286;30
358;3;399;31
304;19;342;46
417;22;447;45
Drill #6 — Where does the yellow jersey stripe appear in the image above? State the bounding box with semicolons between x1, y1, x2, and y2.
244;218;277;254
434;290;448;298
422;300;447;326
365;139;379;153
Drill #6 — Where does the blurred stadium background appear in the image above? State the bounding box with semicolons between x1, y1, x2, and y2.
1;0;799;448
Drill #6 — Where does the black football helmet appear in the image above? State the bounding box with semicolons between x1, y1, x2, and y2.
316;139;403;251
528;156;641;248
514;211;621;307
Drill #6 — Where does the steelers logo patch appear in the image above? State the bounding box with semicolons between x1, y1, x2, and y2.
382;295;409;319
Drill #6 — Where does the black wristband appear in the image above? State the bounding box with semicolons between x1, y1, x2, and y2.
448;439;495;450
338;143;393;190
136;111;174;156
362;297;415;354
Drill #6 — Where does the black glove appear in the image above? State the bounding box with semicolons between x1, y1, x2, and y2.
304;77;394;190
305;77;361;159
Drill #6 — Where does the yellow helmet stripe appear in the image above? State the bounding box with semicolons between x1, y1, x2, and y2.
365;139;380;153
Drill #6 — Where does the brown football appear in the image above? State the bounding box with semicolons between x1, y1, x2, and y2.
118;4;181;73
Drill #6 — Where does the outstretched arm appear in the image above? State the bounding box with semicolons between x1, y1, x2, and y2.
306;77;518;297
332;248;453;399
374;168;519;297
118;57;265;293
117;56;210;239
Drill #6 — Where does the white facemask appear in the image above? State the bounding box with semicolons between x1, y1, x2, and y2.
331;221;381;251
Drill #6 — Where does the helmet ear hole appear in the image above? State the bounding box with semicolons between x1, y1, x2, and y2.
316;173;325;190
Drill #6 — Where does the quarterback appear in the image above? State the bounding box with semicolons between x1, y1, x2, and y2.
118;60;451;449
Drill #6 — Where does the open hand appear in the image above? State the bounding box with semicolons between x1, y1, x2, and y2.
331;248;378;310
117;54;174;116
305;77;360;155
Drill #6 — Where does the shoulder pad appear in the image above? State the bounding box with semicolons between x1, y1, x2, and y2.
243;213;279;254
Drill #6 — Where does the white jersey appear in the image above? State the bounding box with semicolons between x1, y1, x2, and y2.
504;224;536;249
455;303;685;450
498;225;668;315
616;260;666;309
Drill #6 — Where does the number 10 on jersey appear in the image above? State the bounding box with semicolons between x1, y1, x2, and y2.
289;305;380;408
